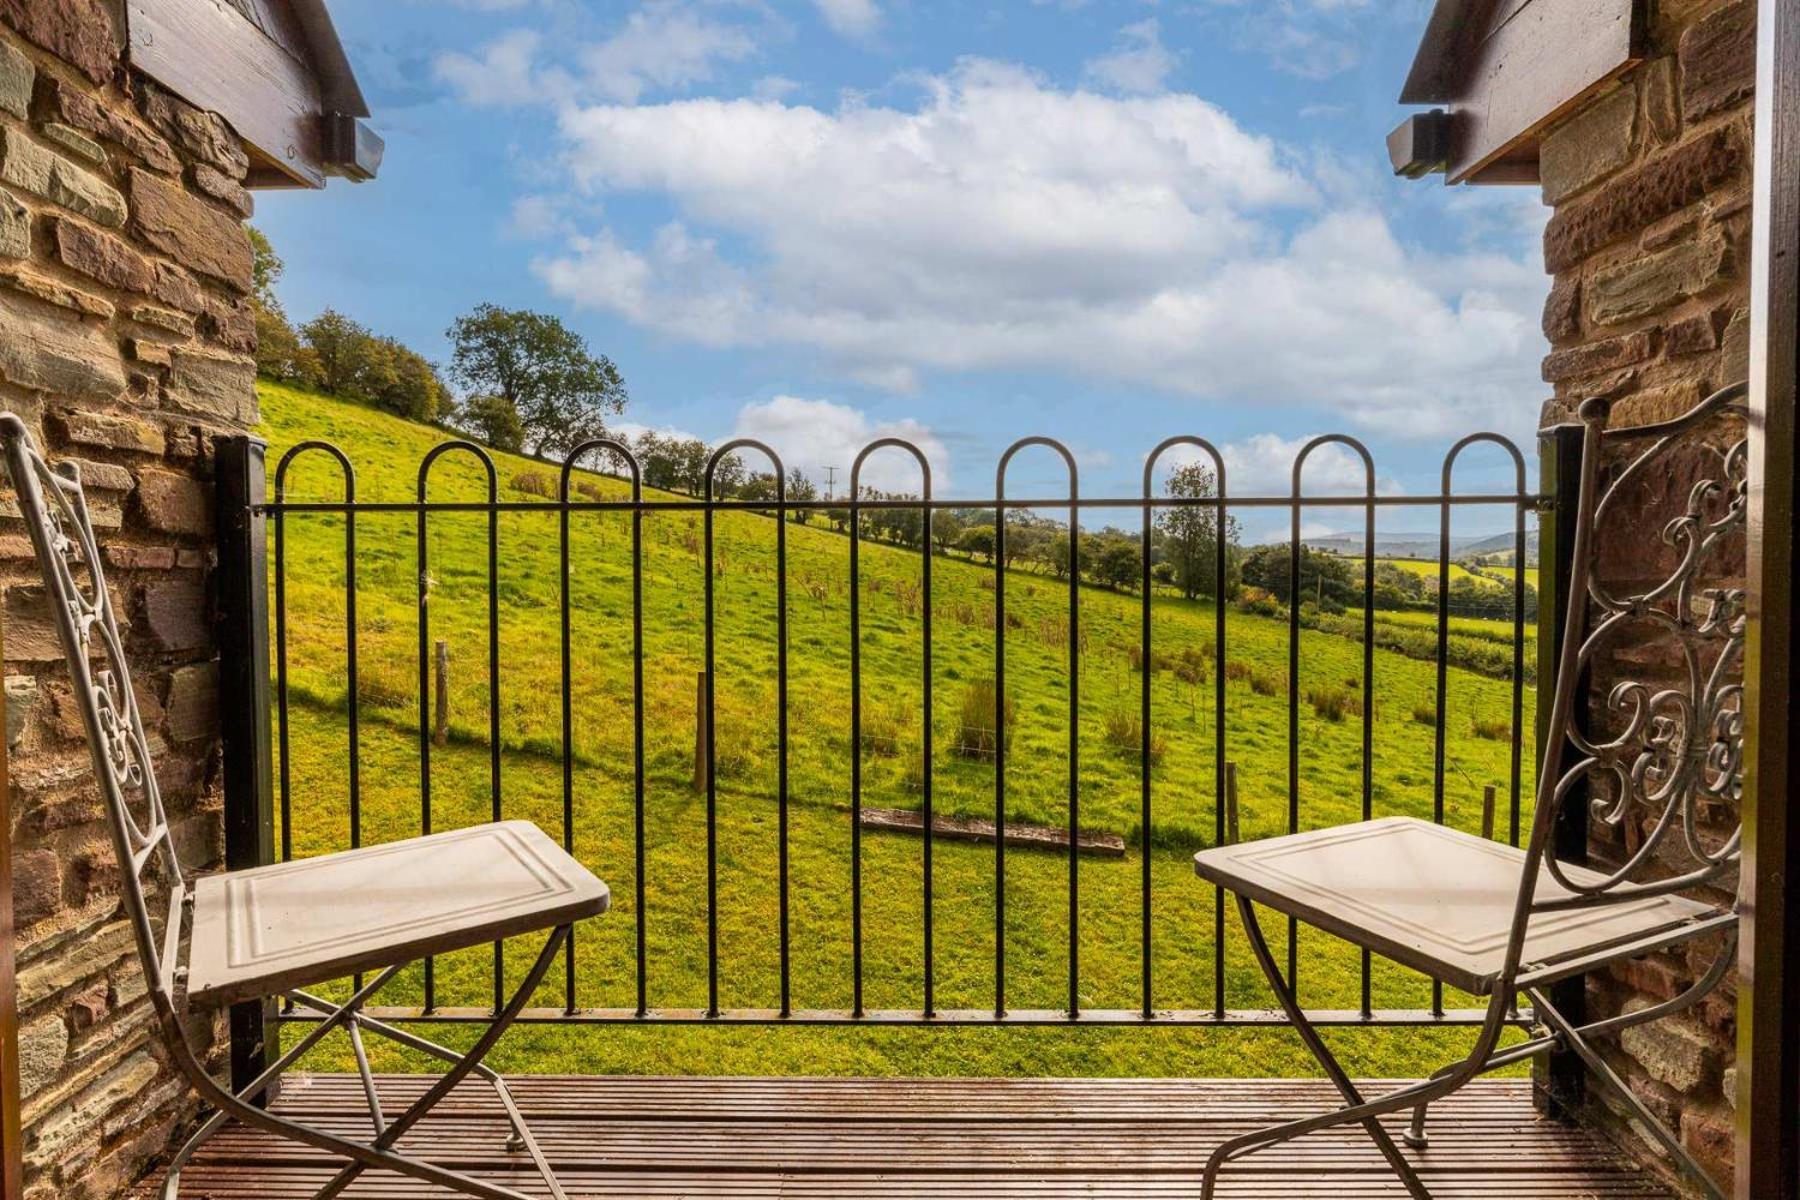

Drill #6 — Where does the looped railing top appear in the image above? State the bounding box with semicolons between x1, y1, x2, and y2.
1530;382;1748;911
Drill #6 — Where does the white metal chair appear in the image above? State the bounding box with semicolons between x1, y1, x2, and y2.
1194;383;1747;1200
0;414;610;1200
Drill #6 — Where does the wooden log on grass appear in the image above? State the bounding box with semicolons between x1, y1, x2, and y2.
859;807;1126;857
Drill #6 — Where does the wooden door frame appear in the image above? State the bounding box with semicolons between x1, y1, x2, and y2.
1739;0;1800;1196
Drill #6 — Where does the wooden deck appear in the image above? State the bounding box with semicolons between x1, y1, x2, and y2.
143;1074;1672;1198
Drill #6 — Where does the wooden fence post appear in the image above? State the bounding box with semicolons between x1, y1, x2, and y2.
692;671;709;792
1481;784;1497;842
433;639;449;747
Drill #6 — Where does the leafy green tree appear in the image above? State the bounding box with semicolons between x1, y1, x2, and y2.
1094;537;1143;591
458;393;525;452
931;510;964;554
787;467;818;523
299;309;370;395
1157;462;1240;600
446;304;627;458
248;225;283;309
1241;544;1357;607
958;526;996;563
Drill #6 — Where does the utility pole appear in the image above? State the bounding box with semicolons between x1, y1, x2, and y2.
824;465;839;501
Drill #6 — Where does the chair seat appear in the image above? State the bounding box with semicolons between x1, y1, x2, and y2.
185;821;609;1009
1193;816;1719;995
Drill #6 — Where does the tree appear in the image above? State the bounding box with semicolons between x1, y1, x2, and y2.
1094;537;1143;591
446;304;627;458
458;393;524;452
299;309;370;395
248;225;283;309
1157;462;1240;600
1240;544;1357;608
932;510;965;555
958;526;996;563
787;468;818;523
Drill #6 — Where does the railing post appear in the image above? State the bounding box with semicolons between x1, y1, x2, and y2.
1534;421;1588;1120
216;435;278;1100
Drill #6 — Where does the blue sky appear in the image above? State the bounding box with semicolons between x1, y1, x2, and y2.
258;0;1551;539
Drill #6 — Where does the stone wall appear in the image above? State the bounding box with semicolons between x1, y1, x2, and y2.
0;5;258;1198
1533;0;1753;1190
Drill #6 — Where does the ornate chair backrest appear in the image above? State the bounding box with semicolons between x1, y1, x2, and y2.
0;416;185;1017
1509;382;1748;987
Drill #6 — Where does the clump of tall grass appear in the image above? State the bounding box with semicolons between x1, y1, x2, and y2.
1306;685;1358;723
1472;716;1511;741
510;469;554;498
859;703;910;757
954;678;1016;760
1172;646;1208;684
1102;707;1167;765
1412;703;1438;726
1248;668;1283;697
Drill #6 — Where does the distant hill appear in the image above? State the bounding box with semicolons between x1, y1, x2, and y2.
1300;528;1540;566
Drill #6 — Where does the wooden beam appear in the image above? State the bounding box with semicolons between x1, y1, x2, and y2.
126;0;326;188
1444;0;1645;184
1739;0;1800;1195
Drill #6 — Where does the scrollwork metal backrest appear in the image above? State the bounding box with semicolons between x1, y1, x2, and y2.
0;415;182;997
1527;382;1748;918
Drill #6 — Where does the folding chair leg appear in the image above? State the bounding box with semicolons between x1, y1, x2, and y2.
161;928;571;1200
161;965;408;1200
1201;897;1436;1200
1527;986;1727;1200
310;925;572;1200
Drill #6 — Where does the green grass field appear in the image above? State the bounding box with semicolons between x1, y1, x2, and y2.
260;381;1536;1078
1375;556;1504;588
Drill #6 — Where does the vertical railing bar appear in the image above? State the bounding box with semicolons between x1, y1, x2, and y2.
558;462;576;1014
1286;488;1301;993
631;485;647;1017
1359;483;1374;1021
415;474;433;1012
1066;469;1080;1019
1214;492;1227;1021
342;468;362;994
777;474;791;1018
1139;486;1153;1019
993;488;1006;1018
920;487;934;1018
1432;458;1452;1020
488;472;503;1018
275;491;291;867
704;480;720;1018
849;483;864;1018
272;473;292;1016
1511;495;1527;849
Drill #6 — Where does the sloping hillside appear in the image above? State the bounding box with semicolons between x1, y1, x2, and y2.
259;380;1535;1077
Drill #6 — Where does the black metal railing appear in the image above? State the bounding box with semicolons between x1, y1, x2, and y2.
228;428;1555;1039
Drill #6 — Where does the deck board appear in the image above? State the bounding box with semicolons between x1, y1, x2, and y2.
140;1075;1672;1198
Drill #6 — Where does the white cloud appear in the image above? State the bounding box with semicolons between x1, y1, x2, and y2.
1082;19;1177;95
813;0;880;39
581;1;758;103
611;419;705;445
437;4;760;108
731;395;949;494
528;59;1545;440
434;29;549;106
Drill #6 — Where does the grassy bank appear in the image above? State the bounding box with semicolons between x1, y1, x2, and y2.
261;380;1535;1077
